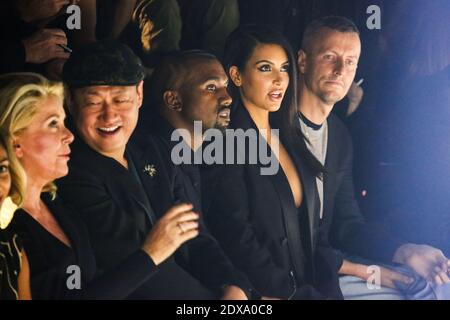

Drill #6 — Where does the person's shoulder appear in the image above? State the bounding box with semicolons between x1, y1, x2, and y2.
328;112;352;142
0;225;20;248
131;131;168;151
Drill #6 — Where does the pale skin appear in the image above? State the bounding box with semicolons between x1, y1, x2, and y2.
14;96;74;248
297;27;449;286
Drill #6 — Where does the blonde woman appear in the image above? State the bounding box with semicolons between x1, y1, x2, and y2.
0;73;193;299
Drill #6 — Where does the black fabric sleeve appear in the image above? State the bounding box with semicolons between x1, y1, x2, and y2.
80;249;157;299
329;127;405;263
202;163;325;299
171;165;255;297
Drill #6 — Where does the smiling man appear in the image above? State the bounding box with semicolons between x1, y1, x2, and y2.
58;40;250;299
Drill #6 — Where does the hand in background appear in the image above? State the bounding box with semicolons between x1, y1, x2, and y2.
22;29;70;64
17;0;70;23
393;243;449;284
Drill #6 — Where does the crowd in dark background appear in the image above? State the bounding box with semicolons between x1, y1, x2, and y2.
1;0;449;254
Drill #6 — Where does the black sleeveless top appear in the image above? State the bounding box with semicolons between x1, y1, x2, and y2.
0;227;22;300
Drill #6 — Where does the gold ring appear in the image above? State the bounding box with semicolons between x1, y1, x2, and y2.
178;222;185;233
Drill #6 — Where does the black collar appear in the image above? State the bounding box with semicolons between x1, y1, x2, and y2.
298;112;323;131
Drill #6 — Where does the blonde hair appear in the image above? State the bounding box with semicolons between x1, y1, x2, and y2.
0;73;65;203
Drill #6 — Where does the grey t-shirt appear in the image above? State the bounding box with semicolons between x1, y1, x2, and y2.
298;114;328;219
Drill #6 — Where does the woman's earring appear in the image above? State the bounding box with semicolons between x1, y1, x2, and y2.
0;197;18;229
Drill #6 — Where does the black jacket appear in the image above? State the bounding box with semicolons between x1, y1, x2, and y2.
319;113;405;263
201;106;342;299
144;116;255;298
11;194;157;299
57;129;246;299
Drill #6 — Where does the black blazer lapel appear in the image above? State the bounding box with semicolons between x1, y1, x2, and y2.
70;135;155;230
232;107;309;281
292;118;323;254
128;136;176;220
323;115;339;220
288;146;317;254
43;195;95;276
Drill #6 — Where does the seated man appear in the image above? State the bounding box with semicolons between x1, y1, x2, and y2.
295;15;450;299
58;40;250;299
139;50;232;212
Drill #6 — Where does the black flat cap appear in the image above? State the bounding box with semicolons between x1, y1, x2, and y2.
63;40;145;88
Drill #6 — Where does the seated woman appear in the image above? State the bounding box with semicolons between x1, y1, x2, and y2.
0;72;200;299
202;25;342;299
0;132;31;300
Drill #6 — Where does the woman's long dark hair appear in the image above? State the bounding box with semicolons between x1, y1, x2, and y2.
222;24;324;176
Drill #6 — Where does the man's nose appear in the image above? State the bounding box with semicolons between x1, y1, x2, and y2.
333;58;345;76
101;103;117;122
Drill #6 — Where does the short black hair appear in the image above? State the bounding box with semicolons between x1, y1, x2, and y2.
63;40;145;88
147;50;218;106
301;16;360;53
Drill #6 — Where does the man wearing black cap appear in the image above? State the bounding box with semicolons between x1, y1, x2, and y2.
58;40;250;299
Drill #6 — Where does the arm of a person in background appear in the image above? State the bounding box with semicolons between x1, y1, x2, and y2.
22;28;70;64
17;249;32;300
71;0;97;45
329;123;405;263
110;0;137;39
339;259;413;289
16;0;70;25
393;243;450;284
346;79;364;117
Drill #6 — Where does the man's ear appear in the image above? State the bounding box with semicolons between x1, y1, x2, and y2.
136;80;144;109
297;50;307;74
229;66;242;87
162;90;182;112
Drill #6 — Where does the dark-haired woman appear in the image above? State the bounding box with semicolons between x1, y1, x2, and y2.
202;25;343;299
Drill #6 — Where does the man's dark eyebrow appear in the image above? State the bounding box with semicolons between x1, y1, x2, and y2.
111;87;129;94
0;157;8;162
84;90;101;96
